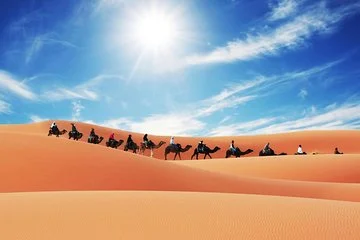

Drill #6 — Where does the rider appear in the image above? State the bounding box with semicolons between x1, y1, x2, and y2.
170;136;175;145
109;133;115;142
334;147;343;154
143;134;149;148
71;123;78;137
126;134;134;148
297;144;304;154
263;142;270;154
197;140;205;153
50;121;59;134
229;140;236;154
89;128;97;141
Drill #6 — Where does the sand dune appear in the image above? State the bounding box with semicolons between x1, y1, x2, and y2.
1;191;360;240
1;120;360;239
2;120;359;160
1;130;360;202
174;154;360;183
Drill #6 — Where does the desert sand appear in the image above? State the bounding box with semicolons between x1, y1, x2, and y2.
0;120;360;239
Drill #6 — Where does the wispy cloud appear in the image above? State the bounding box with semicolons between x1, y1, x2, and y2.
71;101;84;121
42;74;123;101
94;78;258;135
298;88;308;99
90;59;344;136
7;10;42;38
211;102;360;136
43;88;98;101
29;115;48;123
268;0;300;21
209;117;278;136
0;70;37;100
185;2;360;65
0;100;11;114
26;32;77;64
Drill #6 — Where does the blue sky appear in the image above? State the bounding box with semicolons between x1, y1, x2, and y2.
0;0;360;136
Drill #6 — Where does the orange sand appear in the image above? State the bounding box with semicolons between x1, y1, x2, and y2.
1;121;360;239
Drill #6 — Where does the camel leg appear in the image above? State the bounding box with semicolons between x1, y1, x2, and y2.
173;153;177;160
150;149;153;158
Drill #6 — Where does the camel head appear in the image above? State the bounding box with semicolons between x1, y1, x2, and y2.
182;145;192;151
214;146;221;151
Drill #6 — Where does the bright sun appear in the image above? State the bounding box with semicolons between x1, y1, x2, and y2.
132;9;178;51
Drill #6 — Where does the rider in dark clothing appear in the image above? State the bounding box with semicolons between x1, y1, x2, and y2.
71;123;78;138
50;122;59;136
127;134;134;148
197;140;204;153
89;128;98;142
143;134;149;147
230;140;236;154
90;128;96;137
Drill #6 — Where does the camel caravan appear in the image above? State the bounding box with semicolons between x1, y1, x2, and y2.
48;122;345;160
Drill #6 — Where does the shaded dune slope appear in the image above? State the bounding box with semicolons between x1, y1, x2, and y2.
174;155;360;183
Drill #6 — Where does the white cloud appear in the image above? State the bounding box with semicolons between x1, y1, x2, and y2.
43;88;98;101
26;32;77;64
105;114;206;136
219;116;231;124
298;88;308;99
72;101;84;121
209;102;360;136
185;2;360;65
42;74;123;101
269;0;299;21
95;79;259;135
89;60;343;136
0;100;11;114
209;118;278;136
0;70;37;100
29;115;48;122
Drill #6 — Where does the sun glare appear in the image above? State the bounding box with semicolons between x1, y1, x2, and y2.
132;9;178;51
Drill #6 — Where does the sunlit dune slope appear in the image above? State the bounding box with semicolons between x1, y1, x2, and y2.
1;191;360;240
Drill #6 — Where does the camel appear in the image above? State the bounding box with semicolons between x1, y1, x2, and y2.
191;145;221;160
106;139;124;149
48;128;67;137
124;142;139;153
164;144;192;160
225;147;253;158
259;148;287;156
88;135;104;144
68;131;83;141
140;140;166;157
